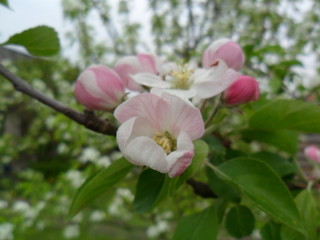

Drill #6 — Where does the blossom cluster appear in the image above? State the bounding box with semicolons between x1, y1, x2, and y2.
74;39;260;177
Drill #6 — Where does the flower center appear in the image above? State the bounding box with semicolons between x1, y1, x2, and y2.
169;64;194;90
152;131;177;154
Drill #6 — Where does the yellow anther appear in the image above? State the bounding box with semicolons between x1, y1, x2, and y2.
170;64;194;90
152;131;177;154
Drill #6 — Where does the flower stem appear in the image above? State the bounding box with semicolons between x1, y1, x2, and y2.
205;95;221;128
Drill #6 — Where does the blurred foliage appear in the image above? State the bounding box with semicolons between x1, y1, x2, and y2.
1;0;320;239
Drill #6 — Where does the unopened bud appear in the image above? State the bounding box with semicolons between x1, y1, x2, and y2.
115;53;159;91
202;39;245;71
224;75;260;105
74;65;125;111
305;145;320;164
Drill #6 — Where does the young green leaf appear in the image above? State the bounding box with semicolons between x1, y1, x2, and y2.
206;167;241;203
249;99;320;133
225;205;255;238
168;140;209;195
242;128;298;154
210;158;305;235
172;204;219;240
280;189;317;240
260;220;281;240
251;152;296;177
0;0;9;7
133;168;168;213
69;158;133;218
2;26;60;57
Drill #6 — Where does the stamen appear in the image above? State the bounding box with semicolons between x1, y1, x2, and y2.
152;131;177;154
170;64;194;90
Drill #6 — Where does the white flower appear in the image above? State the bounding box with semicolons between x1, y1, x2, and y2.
63;225;80;239
0;223;14;240
114;93;204;177
132;60;240;100
65;170;85;188
90;210;106;222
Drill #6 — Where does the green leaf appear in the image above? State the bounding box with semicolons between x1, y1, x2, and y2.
249;99;320;133
0;0;9;7
225;205;255;238
172;204;218;240
206;167;241;203
69;158;133;218
133;168;168;213
212;158;305;235
260;220;281;240
242;129;298;154
168;140;209;195
251;152;296;177
2;26;60;56
281;189;317;240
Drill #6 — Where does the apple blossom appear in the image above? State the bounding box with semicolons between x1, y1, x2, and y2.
202;39;245;71
131;60;240;100
223;75;260;105
74;65;125;111
304;145;320;163
114;93;205;177
114;53;161;91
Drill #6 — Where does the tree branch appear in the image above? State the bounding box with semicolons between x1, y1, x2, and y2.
0;64;117;136
186;178;217;198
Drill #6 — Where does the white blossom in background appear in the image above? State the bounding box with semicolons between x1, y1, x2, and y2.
65;170;85;188
57;143;69;154
0;223;14;240
117;188;134;201
90;210;106;222
56;196;70;214
79;147;100;163
146;220;169;238
108;188;133;219
12;200;30;213
0;200;8;209
96;156;111;168
110;151;123;161
72;212;83;223
63;224;80;239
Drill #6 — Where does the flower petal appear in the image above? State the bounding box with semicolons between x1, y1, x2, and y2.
137;53;158;74
131;73;171;88
114;93;168;130
193;63;240;99
124;136;168;172
116;117;156;153
160;93;205;140
150;88;197;100
167;131;194;177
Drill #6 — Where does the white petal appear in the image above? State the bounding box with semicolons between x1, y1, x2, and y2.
114;93;168;130
166;132;194;177
124;136;168;172
193;63;240;99
150;88;197;100
131;73;171;88
159;93;205;140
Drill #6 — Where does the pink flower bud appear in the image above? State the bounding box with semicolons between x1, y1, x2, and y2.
114;53;159;91
74;65;125;111
305;145;320;163
202;39;245;71
223;75;260;105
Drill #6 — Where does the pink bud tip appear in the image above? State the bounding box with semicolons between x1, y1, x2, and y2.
224;75;260;106
114;53;159;91
74;65;125;111
305;145;320;163
202;39;245;71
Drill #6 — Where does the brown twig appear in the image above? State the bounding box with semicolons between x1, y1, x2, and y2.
0;64;117;136
186;178;217;198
